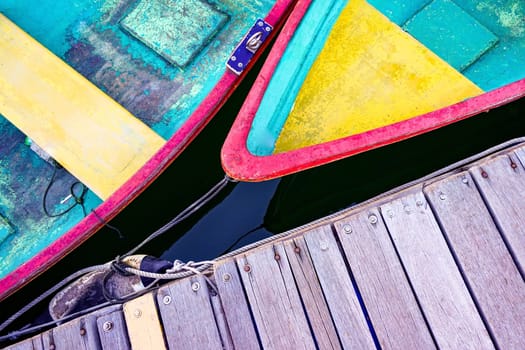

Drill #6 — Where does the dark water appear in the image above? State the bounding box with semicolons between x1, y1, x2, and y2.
1;54;525;340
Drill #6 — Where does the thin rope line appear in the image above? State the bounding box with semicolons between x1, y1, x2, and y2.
0;175;234;340
2;138;524;342
125;175;233;256
0;264;110;334
214;137;525;261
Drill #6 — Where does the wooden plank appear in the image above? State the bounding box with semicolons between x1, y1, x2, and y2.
426;171;525;349
96;307;129;350
30;336;43;350
516;145;525;168
303;226;376;349
209;290;234;350
0;14;164;200
33;305;129;350
123;292;166;350
470;151;525;275
333;208;436;350
214;259;260;350
236;243;316;350
3;334;43;350
39;306;110;350
283;238;342;350
381;190;494;349
156;275;224;350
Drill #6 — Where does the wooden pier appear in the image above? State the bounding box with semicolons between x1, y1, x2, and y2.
4;140;525;349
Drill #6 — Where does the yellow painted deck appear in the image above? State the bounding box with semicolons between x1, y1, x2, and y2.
0;15;165;200
4;138;525;349
274;0;483;153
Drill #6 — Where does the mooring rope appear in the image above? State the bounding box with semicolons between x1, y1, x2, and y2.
0;264;110;335
125;174;235;256
43;165;88;218
2;137;525;343
123;260;219;295
0;174;235;341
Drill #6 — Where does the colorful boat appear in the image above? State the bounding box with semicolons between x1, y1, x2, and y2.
221;0;525;181
0;0;295;300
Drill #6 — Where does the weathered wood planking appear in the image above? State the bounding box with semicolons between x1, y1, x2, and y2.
15;305;126;350
236;243;316;349
333;208;436;350
96;307;130;350
470;150;525;275
303;226;376;349
381;190;494;349
283;238;342;350
425;171;525;349
516;145;525;169
156;275;224;350
3;335;43;350
214;259;260;350
209;290;235;350
123;292;166;350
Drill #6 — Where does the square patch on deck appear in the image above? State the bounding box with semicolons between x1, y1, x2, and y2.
403;0;498;71
121;0;229;68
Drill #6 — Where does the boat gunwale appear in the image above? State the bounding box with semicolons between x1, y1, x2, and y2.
220;0;525;182
0;0;296;302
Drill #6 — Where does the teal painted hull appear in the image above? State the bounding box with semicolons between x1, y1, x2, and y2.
0;0;291;299
221;0;525;183
251;0;525;156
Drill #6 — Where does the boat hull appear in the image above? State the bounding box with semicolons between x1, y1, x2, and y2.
0;0;295;300
221;0;525;181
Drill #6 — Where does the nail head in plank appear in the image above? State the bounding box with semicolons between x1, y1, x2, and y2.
157;275;223;349
214;259;260;350
470;151;525;274
96;308;130;350
236;243;316;350
303;226;376;349
334;209;436;350
283;238;342;350
40;310;102;349
381;190;494;349
426;171;525;349
123;292;166;350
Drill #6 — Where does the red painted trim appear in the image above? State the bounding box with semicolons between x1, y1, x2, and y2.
221;0;525;181
0;0;297;301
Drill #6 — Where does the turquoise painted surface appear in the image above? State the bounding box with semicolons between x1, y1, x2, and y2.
248;0;525;155
2;0;274;139
371;0;525;90
247;0;349;155
367;0;430;25
121;0;230;67
0;0;275;279
0;118;102;279
403;0;499;71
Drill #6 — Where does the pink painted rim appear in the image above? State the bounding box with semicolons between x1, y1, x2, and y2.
221;0;525;182
0;0;297;302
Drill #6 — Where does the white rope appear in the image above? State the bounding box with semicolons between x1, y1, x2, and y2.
123;260;218;294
